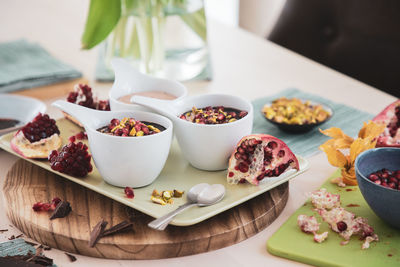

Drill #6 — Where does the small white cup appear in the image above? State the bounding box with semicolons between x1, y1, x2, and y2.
52;100;173;187
131;94;254;171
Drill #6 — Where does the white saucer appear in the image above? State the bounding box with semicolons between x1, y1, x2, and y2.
0;94;46;135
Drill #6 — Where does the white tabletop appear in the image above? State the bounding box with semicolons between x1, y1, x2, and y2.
0;1;396;266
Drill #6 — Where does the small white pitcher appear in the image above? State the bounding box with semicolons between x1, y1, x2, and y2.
109;58;187;112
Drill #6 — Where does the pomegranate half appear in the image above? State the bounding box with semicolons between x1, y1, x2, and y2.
11;113;62;159
373;100;400;147
227;134;299;185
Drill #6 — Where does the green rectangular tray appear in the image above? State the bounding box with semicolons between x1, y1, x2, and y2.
0;118;309;226
267;170;400;267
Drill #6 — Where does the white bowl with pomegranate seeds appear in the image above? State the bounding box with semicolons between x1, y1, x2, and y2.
52;100;173;188
131;93;254;171
109;58;187;112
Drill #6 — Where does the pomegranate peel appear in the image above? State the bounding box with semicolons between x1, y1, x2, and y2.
227;134;299;185
373;99;400;147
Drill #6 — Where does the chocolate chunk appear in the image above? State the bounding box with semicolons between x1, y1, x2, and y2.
102;221;133;237
65;253;77;262
8;235;15;240
49;201;71;220
0;254;53;266
89;219;108;247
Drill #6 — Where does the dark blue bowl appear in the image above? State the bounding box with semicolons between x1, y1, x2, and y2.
355;147;400;229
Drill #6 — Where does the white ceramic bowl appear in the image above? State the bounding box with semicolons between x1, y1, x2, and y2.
0;94;46;135
52;100;173;188
132;94;254;171
109;58;187;112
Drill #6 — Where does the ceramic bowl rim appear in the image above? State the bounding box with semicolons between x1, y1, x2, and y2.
173;93;254;128
86;110;173;141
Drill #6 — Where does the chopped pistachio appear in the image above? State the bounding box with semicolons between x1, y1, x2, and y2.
152;189;161;197
262;97;330;125
151;196;167;205
173;190;184;198
129;127;137;136
162;190;173;200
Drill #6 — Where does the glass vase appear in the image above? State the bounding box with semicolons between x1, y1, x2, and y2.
101;0;208;81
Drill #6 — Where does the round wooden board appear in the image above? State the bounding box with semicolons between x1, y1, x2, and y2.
3;160;289;260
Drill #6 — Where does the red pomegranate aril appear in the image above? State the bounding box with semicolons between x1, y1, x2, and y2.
267;141;277;149
239;179;246;183
337;221;347;232
124;187;134;199
228;172;234;177
278;150;285;158
69;135;76;143
369;169;400;191
21;113;60;143
49;142;92;178
238;147;245;154
368;174;379;181
238;162;249;173
234;152;241;160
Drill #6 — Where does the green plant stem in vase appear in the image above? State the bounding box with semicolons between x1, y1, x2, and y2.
82;0;208;81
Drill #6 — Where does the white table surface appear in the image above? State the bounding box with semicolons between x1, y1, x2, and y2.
0;1;396;266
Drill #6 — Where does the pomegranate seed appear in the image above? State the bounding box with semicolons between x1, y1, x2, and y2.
238;162;249;173
238;179;246;183
234;152;241;160
337;221;347;232
21;113;60;143
238;147;245;154
75;131;87;140
368;174;379;181
33;197;62;212
228;172;234;177
217;114;225;121
267;141;277;149
69;135;76;143
388;182;396;189
278;150;285;158
124;187;134;199
49;142;92;177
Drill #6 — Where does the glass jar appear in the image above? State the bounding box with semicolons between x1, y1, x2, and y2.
101;0;208;81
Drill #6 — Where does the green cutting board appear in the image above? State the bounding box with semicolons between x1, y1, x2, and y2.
267;170;400;267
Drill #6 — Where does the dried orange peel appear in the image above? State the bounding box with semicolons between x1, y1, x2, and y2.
319;121;385;185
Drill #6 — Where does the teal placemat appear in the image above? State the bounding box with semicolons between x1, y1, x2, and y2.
0;238;36;257
252;88;373;157
0;39;82;93
0;238;57;266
